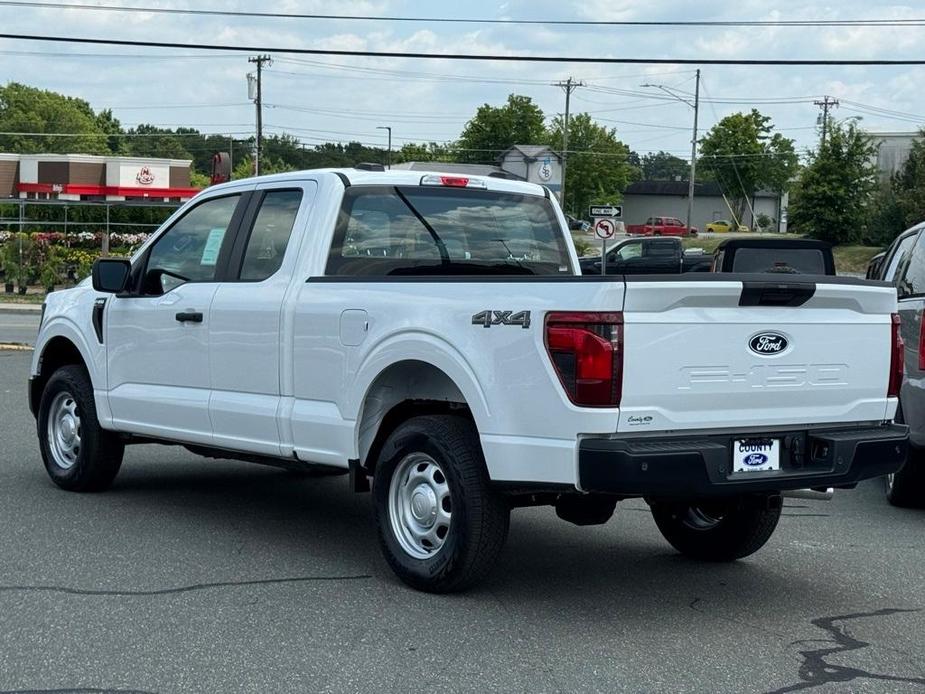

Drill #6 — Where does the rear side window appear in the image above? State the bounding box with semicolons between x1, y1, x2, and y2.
239;190;303;281
885;232;917;283
899;233;925;297
731;248;826;275
326;186;571;276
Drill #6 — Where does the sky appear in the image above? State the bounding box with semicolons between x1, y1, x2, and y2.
0;0;924;165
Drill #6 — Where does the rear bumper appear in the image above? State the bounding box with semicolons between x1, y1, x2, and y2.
578;424;908;498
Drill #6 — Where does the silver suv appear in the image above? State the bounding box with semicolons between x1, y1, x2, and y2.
871;222;925;506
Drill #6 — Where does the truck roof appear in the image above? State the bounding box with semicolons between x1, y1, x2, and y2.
212;167;551;197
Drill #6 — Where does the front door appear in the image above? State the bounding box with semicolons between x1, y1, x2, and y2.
106;192;248;444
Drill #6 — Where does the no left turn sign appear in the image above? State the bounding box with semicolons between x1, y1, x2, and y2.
594;218;616;240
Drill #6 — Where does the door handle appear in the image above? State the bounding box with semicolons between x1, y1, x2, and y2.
175;311;204;323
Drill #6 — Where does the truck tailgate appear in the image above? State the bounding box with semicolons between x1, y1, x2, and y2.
618;278;897;433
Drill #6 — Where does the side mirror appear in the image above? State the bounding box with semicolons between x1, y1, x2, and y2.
92;258;132;294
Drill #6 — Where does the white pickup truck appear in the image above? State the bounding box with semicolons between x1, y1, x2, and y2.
30;168;908;592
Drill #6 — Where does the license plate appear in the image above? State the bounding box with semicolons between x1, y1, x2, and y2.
732;438;780;473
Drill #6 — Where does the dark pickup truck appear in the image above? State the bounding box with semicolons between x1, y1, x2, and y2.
712;238;836;275
579;236;712;275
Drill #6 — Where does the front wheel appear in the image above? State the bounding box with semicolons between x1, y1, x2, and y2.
650;495;781;561
373;415;510;593
37;365;124;492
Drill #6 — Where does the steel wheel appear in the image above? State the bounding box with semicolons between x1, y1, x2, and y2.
388;452;452;560
47;391;82;470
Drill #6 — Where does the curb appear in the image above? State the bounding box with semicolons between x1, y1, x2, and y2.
0;303;42;315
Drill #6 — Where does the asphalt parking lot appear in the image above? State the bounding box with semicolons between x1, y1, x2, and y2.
1;349;924;693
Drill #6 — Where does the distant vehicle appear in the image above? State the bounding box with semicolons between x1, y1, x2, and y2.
625;216;696;237
579;236;712;275
565;214;585;231
712;238;836;275
868;222;925;506
706;220;749;234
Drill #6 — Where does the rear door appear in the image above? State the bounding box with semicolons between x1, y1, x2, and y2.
618;277;896;433
208;182;315;456
895;230;925;446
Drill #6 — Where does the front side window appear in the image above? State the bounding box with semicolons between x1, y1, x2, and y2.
144;195;240;293
614;243;642;261
239;190;303;281
326;186;571;276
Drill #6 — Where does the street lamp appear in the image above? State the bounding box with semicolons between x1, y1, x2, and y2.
377;126;392;169
641;69;701;235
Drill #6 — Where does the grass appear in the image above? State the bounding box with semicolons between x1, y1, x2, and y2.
832;245;882;275
0;292;46;304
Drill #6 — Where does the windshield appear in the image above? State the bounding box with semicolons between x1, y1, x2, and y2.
326;185;572;276
731;247;827;274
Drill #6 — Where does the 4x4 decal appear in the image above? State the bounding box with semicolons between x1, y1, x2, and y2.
471;310;531;329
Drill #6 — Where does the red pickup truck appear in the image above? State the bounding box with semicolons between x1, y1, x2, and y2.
626;216;697;237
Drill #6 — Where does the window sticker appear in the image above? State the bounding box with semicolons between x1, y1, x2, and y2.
200;227;226;266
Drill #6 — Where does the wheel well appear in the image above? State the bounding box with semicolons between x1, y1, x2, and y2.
357;360;473;474
30;337;86;417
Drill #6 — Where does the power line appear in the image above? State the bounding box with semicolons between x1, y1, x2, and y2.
2;2;925;27
3;33;925;65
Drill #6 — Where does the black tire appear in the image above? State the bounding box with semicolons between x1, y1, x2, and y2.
885;405;925;507
372;415;510;593
885;455;925;508
37;365;124;492
650;496;781;561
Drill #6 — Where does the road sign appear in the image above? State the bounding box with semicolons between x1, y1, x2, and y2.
594;218;616;240
589;204;623;219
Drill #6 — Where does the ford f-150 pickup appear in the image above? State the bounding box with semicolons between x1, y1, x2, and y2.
30;169;908;592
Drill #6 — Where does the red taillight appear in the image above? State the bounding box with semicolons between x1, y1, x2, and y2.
889;312;904;398
545;312;623;407
440;176;469;187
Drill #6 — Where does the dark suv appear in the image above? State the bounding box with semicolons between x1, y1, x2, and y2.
870;222;925;506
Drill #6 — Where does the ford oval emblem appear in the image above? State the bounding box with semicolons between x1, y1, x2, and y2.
743;453;768;467
749;332;789;356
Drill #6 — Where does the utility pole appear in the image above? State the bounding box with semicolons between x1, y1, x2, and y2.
814;96;839;146
686;69;701;237
248;54;272;175
377;126;392;168
554;76;583;211
641;74;701;234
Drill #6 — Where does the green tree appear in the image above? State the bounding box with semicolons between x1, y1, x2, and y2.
640;150;689;181
457;94;546;163
123;124;194;161
545;113;634;216
0;82;114;154
892;130;925;228
788;120;878;244
396;142;453;163
698;109;798;223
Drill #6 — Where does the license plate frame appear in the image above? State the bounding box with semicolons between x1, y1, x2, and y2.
732;438;781;473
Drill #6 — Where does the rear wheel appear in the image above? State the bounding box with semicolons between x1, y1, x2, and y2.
884;404;925;507
37;365;124;492
650;495;781;561
885;455;925;508
373;415;510;593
